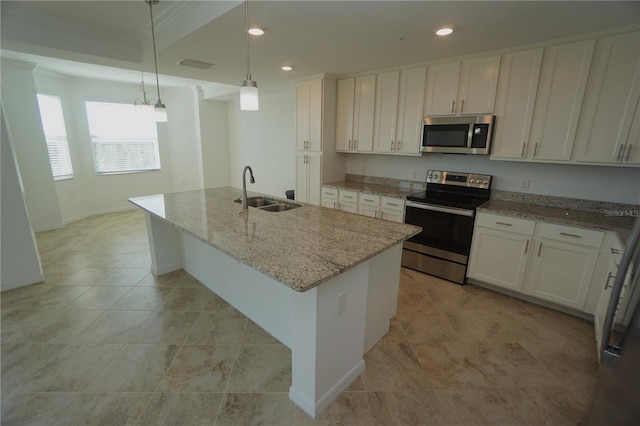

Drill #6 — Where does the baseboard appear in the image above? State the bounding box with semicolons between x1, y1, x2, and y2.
152;262;183;276
289;360;365;419
1;273;45;292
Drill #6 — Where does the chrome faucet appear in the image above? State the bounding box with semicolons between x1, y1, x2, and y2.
242;166;255;210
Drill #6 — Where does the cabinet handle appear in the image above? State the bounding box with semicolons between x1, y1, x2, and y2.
343;195;353;199
537;242;542;257
524;239;530;255
387;203;399;207
364;198;374;202
559;232;582;238
381;211;384;219
375;209;378;218
354;139;358;149
397;140;402;150
460;99;465;113
533;143;539;158
334;202;337;209
495;221;513;226
521;142;527;158
617;144;625;161
390;140;394;151
625;144;633;162
604;271;616;290
451;99;455;114
348;140;352;149
611;247;621;255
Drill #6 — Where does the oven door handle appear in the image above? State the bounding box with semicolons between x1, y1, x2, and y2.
405;201;475;217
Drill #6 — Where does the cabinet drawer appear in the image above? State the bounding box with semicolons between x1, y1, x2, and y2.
381;196;404;211
476;212;535;235
339;190;358;203
321;187;338;199
358;193;380;207
538;222;604;248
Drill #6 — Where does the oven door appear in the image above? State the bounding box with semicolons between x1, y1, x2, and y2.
403;201;475;264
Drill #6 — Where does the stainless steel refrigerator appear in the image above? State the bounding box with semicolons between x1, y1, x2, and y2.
581;215;640;425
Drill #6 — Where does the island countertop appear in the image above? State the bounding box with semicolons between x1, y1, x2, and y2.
129;187;421;292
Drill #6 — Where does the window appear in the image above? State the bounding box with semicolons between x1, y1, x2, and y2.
85;101;161;174
36;94;74;180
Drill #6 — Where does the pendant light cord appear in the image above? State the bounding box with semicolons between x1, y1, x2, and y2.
148;0;162;102
245;0;251;80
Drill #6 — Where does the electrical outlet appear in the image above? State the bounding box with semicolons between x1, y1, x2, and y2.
409;170;417;180
519;178;530;192
338;292;347;314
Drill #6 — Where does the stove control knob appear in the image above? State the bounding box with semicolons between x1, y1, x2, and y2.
482;180;489;185
469;178;476;183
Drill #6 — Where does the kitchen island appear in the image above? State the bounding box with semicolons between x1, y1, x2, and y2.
129;187;420;418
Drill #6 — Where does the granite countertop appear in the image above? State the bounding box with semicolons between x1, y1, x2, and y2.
323;181;419;199
129;187;421;292
478;199;637;247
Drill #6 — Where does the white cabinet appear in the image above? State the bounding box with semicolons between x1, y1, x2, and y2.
523;223;603;310
425;56;500;116
374;67;425;155
321;187;338;209
295;153;322;205
492;40;594;161
380;196;405;223
468;214;536;292
336;75;375;152
528;40;595;161
491;49;544;159
574;31;640;165
296;79;323;151
357;193;381;218
338;189;358;213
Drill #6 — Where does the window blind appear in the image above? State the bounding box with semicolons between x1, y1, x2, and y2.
85;101;161;174
36;94;74;180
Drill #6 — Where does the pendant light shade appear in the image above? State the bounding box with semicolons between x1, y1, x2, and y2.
240;0;258;111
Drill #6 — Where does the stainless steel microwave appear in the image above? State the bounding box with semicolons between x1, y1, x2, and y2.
421;115;495;155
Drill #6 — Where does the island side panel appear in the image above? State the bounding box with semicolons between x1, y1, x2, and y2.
180;232;293;348
289;261;369;418
145;212;183;275
364;243;403;353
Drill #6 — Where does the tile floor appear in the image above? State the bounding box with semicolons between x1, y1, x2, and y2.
1;210;598;425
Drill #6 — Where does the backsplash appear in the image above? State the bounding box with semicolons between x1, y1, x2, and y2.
346;173;639;215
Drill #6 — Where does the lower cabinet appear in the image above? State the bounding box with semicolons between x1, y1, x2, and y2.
295;153;321;205
320;186;405;223
469;212;605;313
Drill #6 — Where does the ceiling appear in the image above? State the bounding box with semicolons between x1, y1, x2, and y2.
2;1;640;96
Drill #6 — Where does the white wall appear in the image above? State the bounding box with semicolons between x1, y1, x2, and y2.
345;154;640;204
227;89;296;198
198;91;230;188
1;59;64;231
1;106;44;291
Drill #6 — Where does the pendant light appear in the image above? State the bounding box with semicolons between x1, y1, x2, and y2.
145;0;168;122
240;0;259;111
133;71;153;110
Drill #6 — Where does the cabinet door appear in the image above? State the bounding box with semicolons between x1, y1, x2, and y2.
339;201;357;214
458;56;501;114
295;83;310;151
396;67;426;154
491;49;543;159
295;154;308;202
622;99;640;164
374;71;400;153
574;31;640;163
424;62;460;116
336;78;355;151
307;79;323;152
524;238;599;310
307;154;322;205
322;199;338;209
529;40;595;161
594;256;618;354
358;204;378;218
380;209;404;223
468;227;532;292
353;75;376;152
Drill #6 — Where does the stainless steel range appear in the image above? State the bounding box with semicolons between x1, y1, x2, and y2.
401;170;491;284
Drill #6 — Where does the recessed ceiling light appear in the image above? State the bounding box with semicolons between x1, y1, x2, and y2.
281;65;293;71
435;27;454;37
248;27;266;36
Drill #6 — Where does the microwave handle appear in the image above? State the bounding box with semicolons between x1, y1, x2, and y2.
405;201;474;217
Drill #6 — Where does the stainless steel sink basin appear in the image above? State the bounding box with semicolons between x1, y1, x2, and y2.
235;196;301;212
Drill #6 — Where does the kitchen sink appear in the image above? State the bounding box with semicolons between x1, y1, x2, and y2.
235;196;301;212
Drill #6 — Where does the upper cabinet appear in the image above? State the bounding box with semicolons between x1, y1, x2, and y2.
492;40;595;161
424;56;500;116
336;75;376;152
373;67;426;155
573;31;640;165
296;79;323;151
